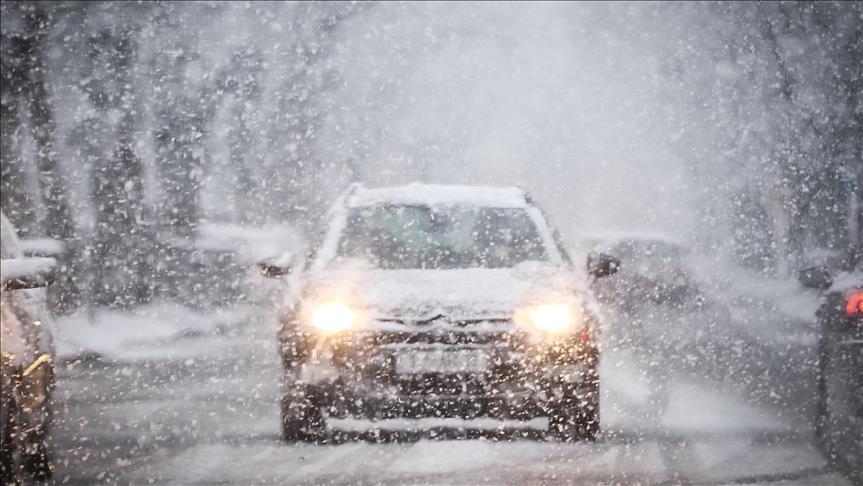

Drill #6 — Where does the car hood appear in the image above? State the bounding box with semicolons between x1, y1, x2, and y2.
305;263;580;321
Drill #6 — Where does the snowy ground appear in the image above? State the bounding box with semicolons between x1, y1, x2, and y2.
45;300;850;485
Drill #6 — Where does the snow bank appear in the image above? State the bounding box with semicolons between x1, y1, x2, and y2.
50;301;257;361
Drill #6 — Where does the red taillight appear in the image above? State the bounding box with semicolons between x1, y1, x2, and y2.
578;326;591;344
846;291;863;317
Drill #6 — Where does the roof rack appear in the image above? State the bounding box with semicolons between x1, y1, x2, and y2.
342;182;364;206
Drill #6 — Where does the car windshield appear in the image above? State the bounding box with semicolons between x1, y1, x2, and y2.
336;205;548;269
603;240;687;277
612;240;683;262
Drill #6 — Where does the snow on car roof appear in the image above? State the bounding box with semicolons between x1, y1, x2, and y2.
576;230;687;248
346;183;529;208
0;256;56;283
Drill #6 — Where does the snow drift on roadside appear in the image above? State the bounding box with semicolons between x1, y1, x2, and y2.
50;301;258;361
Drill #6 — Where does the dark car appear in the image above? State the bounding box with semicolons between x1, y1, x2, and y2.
799;259;863;483
579;234;737;399
579;234;725;351
261;183;618;442
580;235;700;310
1;212;57;482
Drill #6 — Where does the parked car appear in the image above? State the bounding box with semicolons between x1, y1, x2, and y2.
261;183;618;442
578;234;713;347
578;233;737;390
578;234;701;309
0;212;57;482
799;258;863;484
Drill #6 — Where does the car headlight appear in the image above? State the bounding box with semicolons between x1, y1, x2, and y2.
515;303;576;334
310;301;357;333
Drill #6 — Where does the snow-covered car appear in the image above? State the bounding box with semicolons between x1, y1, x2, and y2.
0;212;57;482
266;183;618;442
799;259;863;483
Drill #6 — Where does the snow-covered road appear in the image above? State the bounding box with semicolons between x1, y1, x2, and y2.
46;305;850;485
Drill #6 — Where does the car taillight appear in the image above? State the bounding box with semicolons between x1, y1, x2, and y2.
846;291;863;317
578;326;591;344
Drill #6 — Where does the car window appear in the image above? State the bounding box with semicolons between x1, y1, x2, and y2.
608;240;687;276
335;205;548;269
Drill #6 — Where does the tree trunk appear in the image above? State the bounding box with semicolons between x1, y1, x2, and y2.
22;6;74;241
0;94;37;236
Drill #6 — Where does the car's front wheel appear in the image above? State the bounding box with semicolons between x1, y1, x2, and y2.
546;380;600;442
280;385;324;443
21;439;52;480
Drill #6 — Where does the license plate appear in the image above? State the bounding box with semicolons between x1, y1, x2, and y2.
395;349;490;375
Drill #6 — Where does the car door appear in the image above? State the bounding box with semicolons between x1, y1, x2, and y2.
0;214;54;433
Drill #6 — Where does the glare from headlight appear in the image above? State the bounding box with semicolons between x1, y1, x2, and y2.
517;303;574;334
311;301;356;333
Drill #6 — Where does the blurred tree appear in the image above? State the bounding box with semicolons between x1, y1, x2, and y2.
758;1;863;270
20;4;75;241
149;10;220;240
0;27;37;235
223;46;265;225
153;84;211;239
0;3;73;239
89;28;154;308
0;2;81;311
265;2;372;231
659;1;862;274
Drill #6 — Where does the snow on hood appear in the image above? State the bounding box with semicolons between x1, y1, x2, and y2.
304;261;580;321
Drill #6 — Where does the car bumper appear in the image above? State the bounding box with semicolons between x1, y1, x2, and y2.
286;329;598;421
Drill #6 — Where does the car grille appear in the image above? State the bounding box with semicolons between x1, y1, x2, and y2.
356;318;526;346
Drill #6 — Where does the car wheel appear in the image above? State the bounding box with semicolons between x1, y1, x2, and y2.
280;386;324;443
1;395;16;484
547;381;600;442
21;435;52;480
815;343;829;443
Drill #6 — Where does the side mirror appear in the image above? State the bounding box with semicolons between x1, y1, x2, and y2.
587;252;620;278
256;252;294;278
798;266;832;290
1;257;57;291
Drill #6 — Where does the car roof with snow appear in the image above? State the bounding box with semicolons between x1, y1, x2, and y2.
346;183;530;209
576;230;687;248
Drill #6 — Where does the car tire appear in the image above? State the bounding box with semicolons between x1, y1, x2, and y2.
21;435;52;481
1;395;16;485
280;387;324;443
815;341;829;443
547;380;600;442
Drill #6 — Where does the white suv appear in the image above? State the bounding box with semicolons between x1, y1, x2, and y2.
263;184;619;442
